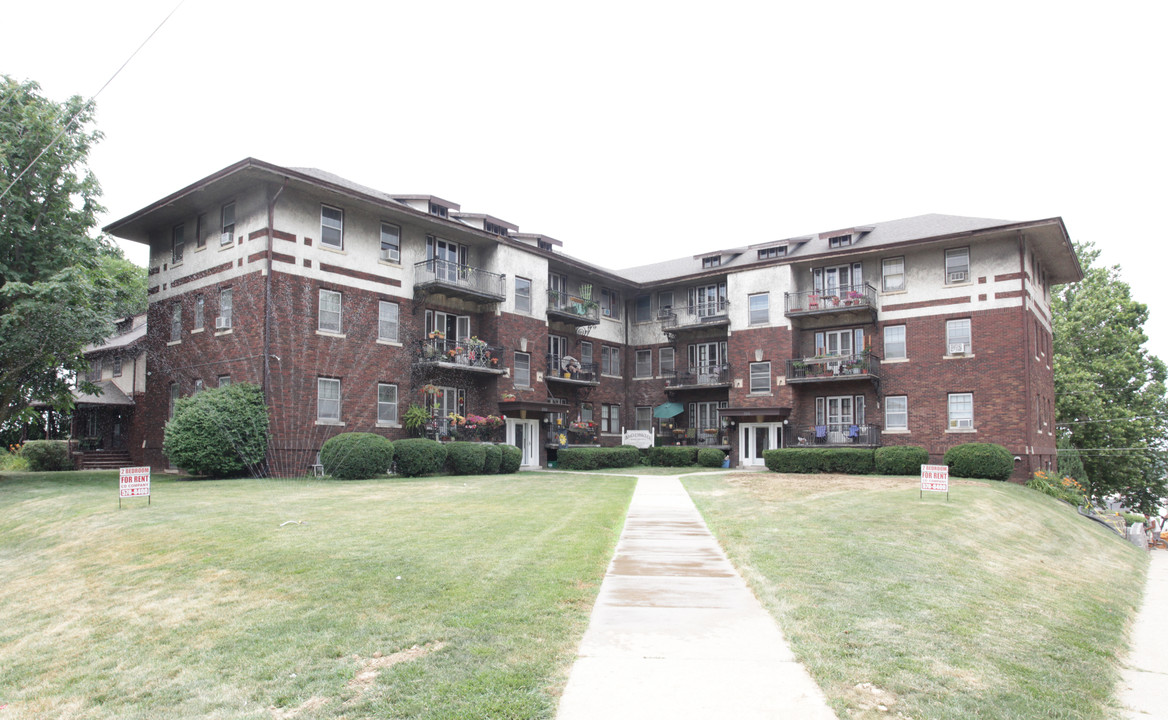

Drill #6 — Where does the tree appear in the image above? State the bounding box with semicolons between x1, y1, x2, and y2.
1053;241;1168;513
163;383;270;477
0;76;140;427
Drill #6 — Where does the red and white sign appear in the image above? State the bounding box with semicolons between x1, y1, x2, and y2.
920;464;949;492
119;466;151;498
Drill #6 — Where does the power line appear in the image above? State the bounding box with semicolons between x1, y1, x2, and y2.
0;0;186;203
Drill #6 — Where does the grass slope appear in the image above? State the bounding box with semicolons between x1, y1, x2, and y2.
684;473;1148;720
0;471;634;720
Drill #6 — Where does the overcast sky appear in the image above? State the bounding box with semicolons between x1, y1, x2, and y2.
5;1;1168;360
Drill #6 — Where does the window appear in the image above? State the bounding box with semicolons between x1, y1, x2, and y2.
948;393;973;429
635;406;652;431
945;247;970;284
634;295;651;323
748;293;769;325
814;329;858;357
690;283;727;317
580;403;594;423
884;325;906;359
428;202;448;218
87;359;101;383
882;257;905;292
702;256;721;268
688;401;725;431
218;287;233;329
170;303;182;342
194;295;204;330
537;240;553;251
217;375;232;388
813;263;863;296
757;246;786;260
549;334;569;367
828;234;852;248
318;289;342;333
220;202;235;245
602;346;620;376
657;291;674;318
321;205;343;249
317;378;341;422
600;288;620;319
946;319;971;354
380;223;400;263
515;277;532;313
378;383;398;425
635;350;652;378
580;342;593;371
601;404;621;433
885;396;907;430
514;352;531;387
112;354;122;378
378;301;399;342
659;347;675;376
750;362;771;393
195;214;206;249
171;224;184;264
168;382;179;420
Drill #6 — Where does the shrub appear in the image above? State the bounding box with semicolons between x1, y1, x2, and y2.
445;442;487;475
556;447;641;470
319;433;394;480
1;444;30;472
697;448;726;468
21;440;72;472
1027;469;1086;505
482;444;502;474
393;439;447;477
874;445;930;475
1056;436;1089;486
647;446;697;467
944;443;1013;481
162;383;269;477
499;445;522;474
614;445;642;467
763;448;874;474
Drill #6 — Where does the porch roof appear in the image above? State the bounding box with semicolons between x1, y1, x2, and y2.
74;381;135;407
718;406;792;419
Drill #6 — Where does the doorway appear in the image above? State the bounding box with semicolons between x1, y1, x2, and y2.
506;418;541;468
739;423;782;466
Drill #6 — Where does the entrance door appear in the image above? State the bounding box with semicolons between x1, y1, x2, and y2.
740;423;782;466
506;418;540;468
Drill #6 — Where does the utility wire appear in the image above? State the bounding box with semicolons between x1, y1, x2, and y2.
0;0;186;203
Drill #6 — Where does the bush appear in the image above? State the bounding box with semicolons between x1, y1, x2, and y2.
162;383;270;477
319;433;394;480
393;439;447;477
647;446;697;467
763;448;875;474
20;440;72;472
944;443;1013;480
557;446;641;470
1;445;29;472
874;445;930;475
1027;469;1086;505
614;445;643;467
1056;436;1089;486
482;444;502;474
697;448;726;468
499;445;522;474
445;442;487;475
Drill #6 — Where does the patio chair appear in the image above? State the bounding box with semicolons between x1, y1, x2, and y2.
848;425;859;442
814;425;827;444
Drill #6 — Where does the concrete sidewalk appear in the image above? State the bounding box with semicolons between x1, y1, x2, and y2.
556;475;836;719
1119;549;1168;718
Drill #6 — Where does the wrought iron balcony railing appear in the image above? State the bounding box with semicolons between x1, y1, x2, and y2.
414;259;506;301
546;354;600;384
660;426;728;446
660;299;731;331
785;353;880;383
546;290;600;325
785;282;877;316
789;424;882;447
664;364;731;389
415;337;505;372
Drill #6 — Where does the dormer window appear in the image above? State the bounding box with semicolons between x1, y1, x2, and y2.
757;246;787;260
828;234;852;248
702;256;721;268
429;202;448;218
537;240;553;251
484;221;509;237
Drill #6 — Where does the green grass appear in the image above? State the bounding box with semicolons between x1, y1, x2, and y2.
551;466;717;476
0;470;634;719
683;473;1148;720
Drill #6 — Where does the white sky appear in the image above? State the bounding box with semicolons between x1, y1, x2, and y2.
5;1;1168;360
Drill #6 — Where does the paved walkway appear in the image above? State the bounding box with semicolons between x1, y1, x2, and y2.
556;475;836;719
1119;548;1168;718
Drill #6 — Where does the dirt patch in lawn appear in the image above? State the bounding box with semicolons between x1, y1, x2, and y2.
348;642;447;691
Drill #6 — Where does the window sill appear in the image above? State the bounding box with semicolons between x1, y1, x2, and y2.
194;245;207;253
319;244;346;255
749;392;774;397
601;315;622;323
883;428;911;435
167;340;181;347
881;289;907;296
376;422;402;429
378;259;402;268
633;376;654;381
191;328;204;335
883;357;909;364
945;281;974;289
316;330;346;339
214;328;233;336
376;339;402;347
218;240;235;251
945;428;977;434
943;353;975;360
315;420;345;427
601;374;622;380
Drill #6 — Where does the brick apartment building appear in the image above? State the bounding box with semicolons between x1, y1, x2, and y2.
104;158;1081;477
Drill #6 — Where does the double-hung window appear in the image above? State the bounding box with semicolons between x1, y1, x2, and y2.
172;224;185;264
380;223;400;263
601;404;620;433
514;353;531;387
948;393;974;429
885;396;908;430
602;346;620;376
884;325;906;360
634;295;652;323
170;304;182;342
946;319;971;355
194;295;204;330
945;248;970;284
635;406;652;431
377;383;398;425
635;350;652;378
748;293;769;325
750;362;771;393
515;277;532;313
378;301;399;342
318;289;342;334
659;347;675;376
218;287;233;329
882;257;905;292
317;378;341;423
321;205;344;249
220;202;235;246
600;288;620;319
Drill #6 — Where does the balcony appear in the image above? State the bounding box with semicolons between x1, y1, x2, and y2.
547;290;600;326
658;426;730;447
414;259;506;303
546;355;600;386
664;364;731;391
547;422;600;447
790;424;882;447
785;353;880;384
414;337;506;374
785;283;878;323
660;300;731;334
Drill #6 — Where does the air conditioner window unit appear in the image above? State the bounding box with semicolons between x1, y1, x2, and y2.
380;248;399;262
951;418;973;429
220;232;233;246
948;271;967;283
948;343;967;355
215;316;231;330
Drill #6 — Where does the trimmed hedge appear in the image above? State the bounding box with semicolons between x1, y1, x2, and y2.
21;440;72;472
557;446;641;470
763;448;875;474
445;442;487;475
320;433;394;480
482;444;502;474
499;445;522;474
697;448;727;468
393;439;447;477
647;446;697;467
874;445;930;476
944;443;1013;480
162;383;270;477
614;445;642;467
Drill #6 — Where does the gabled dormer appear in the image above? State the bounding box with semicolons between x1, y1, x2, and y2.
451;212;518;237
819;226;875;249
390;194;461;219
512;233;563;252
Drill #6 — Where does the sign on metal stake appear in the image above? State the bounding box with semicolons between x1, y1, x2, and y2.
920;464;949;501
119;466;151;508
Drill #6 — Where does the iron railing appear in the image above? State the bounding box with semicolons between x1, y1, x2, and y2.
786;353;880;382
789;424;882;447
416;338;504;370
664;364;731;388
414;259;506;300
546;354;600;383
660;299;731;330
785;282;877;315
547;290;600;324
661;426;728;446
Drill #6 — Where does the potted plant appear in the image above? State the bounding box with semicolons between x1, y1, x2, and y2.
403;404;433;437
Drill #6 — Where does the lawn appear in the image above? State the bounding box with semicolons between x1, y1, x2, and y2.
684;472;1149;720
0;470;635;720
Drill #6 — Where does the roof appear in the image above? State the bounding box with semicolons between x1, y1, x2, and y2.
84;314;147;355
72;381;135;407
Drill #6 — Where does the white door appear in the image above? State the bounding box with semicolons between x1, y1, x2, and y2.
739;423;782;466
506;418;540;468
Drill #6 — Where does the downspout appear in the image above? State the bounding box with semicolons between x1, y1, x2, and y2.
263;178;289;399
1019;233;1034;476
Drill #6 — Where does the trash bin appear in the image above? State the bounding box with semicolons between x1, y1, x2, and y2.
721;457;730;469
548;461;558;469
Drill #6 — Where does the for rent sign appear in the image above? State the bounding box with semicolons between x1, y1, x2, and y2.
920;464;949;500
119;466;151;505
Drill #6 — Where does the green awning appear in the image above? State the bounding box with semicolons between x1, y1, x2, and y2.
653;402;685;419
